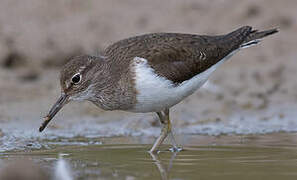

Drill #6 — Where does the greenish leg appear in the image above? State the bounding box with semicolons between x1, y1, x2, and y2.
150;108;179;153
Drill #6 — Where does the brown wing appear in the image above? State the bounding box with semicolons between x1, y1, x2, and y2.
104;26;253;84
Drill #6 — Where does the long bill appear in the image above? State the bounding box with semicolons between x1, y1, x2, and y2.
39;93;69;132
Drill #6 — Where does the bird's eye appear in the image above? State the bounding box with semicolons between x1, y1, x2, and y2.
71;73;81;84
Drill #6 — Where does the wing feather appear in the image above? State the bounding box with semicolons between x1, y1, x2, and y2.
104;27;252;84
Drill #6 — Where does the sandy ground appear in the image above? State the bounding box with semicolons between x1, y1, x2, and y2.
0;0;297;149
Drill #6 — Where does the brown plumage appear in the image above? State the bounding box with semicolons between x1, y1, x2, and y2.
105;26;277;84
40;26;278;152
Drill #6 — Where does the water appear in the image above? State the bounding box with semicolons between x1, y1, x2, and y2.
1;134;297;180
1;86;297;179
1;100;297;152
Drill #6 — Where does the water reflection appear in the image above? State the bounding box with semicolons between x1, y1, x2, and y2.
0;159;50;180
54;154;73;180
0;154;73;180
149;151;178;180
2;136;297;180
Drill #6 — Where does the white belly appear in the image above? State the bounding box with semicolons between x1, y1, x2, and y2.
129;56;228;113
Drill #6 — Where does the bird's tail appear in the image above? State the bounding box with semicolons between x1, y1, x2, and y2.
240;28;278;48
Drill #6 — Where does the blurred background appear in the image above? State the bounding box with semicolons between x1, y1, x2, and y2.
0;0;296;155
1;0;297;179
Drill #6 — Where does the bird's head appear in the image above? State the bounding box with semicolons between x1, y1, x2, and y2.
39;55;104;132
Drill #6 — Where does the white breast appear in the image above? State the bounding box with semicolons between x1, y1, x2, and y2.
130;51;237;113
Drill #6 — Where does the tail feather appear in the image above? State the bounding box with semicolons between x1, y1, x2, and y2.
219;26;278;50
241;28;278;48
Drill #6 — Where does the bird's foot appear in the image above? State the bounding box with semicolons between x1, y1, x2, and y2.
169;146;183;153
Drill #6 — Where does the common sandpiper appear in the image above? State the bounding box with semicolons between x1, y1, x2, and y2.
39;26;278;153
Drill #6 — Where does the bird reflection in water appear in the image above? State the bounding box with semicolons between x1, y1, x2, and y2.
54;154;73;180
149;151;179;180
0;154;73;180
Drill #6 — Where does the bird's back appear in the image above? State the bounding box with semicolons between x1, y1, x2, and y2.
104;26;253;84
101;26;277;112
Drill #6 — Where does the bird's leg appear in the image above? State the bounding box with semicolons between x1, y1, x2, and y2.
163;109;181;152
150;108;179;153
150;111;169;153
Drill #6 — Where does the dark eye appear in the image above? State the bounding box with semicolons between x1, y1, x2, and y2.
71;73;81;84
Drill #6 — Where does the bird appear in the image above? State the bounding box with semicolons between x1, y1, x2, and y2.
39;26;278;153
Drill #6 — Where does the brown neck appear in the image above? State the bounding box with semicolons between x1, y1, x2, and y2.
87;55;137;111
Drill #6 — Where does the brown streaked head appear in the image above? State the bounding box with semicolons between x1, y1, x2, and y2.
39;55;104;132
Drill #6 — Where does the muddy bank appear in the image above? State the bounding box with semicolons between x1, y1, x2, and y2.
0;0;297;152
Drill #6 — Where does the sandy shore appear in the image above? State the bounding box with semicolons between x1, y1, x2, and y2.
0;0;297;152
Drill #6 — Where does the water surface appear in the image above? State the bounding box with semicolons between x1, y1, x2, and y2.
1;134;297;180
